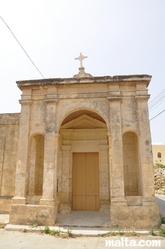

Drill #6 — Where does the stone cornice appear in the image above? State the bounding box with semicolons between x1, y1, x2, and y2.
16;74;152;88
99;145;109;150
44;98;59;103
61;145;71;151
19;99;32;105
135;95;150;100
107;96;122;101
44;93;59;103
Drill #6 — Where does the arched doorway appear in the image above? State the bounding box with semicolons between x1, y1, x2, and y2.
58;110;109;214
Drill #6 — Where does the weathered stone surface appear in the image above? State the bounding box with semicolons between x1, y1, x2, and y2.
0;113;19;213
0;74;160;228
0;197;12;213
110;201;160;228
9;204;56;226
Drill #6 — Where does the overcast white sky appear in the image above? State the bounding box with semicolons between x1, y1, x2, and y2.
0;0;165;144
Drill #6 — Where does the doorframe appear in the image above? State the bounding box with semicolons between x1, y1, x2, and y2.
59;132;110;214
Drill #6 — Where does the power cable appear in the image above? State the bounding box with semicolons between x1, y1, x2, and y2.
150;109;165;121
0;16;45;79
149;95;165;112
149;89;165;109
149;95;165;110
149;89;165;105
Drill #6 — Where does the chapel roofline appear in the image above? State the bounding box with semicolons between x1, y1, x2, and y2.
16;74;152;88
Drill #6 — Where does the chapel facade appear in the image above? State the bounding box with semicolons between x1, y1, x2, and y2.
0;57;160;228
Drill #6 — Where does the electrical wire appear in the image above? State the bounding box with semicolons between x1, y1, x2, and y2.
149;97;165;112
0;16;45;79
149;89;165;104
149;89;165;110
149;89;165;103
148;88;165;123
149;93;165;109
1;15;165;121
150;109;165;121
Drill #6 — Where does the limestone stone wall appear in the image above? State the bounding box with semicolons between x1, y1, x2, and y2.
8;75;160;227
0;113;20;213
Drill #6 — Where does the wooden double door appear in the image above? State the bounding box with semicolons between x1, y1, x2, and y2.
72;152;100;211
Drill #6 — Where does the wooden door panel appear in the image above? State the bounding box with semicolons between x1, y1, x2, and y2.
86;196;100;210
72;153;85;196
72;152;100;211
86;196;95;210
86;153;99;196
73;195;86;210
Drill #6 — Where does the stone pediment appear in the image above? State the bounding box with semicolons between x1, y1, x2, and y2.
61;114;106;129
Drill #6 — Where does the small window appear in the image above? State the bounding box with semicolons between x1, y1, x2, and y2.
157;152;161;158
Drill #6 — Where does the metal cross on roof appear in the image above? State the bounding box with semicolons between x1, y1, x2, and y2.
75;52;88;68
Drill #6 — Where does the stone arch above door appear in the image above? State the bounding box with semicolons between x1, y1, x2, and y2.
57;106;109;133
61;114;107;129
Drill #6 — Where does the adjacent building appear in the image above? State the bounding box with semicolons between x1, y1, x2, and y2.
152;144;165;166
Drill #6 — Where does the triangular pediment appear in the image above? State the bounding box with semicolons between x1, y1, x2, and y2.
61;114;106;129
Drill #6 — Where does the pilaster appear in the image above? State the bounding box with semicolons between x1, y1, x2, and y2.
0;137;5;196
59;145;71;214
40;97;58;205
99;144;110;214
108;91;126;203
12;99;32;204
135;94;155;198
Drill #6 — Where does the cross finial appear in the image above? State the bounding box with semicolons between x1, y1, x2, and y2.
75;52;88;68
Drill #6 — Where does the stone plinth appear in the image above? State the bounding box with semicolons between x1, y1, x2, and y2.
10;203;56;226
110;199;160;228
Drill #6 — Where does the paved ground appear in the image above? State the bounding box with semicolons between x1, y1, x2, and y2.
56;211;110;227
0;230;165;249
0;194;165;248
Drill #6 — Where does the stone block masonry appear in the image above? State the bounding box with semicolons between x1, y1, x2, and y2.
0;113;20;213
0;74;161;228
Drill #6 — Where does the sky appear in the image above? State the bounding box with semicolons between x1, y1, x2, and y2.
0;0;165;144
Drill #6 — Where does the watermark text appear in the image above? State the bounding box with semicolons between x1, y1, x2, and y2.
105;237;161;247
